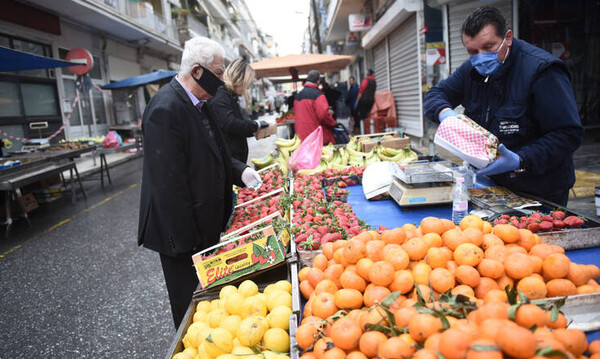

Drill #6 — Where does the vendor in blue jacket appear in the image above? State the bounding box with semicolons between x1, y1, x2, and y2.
424;6;584;206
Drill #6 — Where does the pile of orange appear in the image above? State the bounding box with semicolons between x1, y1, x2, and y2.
296;215;600;358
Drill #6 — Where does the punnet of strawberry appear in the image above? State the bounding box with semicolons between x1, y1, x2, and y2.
492;210;586;233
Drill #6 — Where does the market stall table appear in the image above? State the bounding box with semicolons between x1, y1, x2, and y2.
92;143;138;187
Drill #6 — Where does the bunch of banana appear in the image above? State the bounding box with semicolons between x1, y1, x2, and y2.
376;146;419;164
297;160;328;175
326;149;347;168
274;134;300;152
251;153;275;169
345;137;361;152
275;150;289;176
321;143;336;163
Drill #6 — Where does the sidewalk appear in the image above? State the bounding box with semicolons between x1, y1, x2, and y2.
64;148;143;181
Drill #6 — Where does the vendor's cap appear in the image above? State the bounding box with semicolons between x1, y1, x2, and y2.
307;70;321;83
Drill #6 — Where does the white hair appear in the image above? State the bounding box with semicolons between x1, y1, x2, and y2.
179;36;225;75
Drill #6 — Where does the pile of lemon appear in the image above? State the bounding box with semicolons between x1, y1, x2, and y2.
173;279;293;359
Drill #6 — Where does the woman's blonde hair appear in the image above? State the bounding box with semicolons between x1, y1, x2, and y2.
223;58;255;108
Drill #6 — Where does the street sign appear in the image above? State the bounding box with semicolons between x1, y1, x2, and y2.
65;48;93;75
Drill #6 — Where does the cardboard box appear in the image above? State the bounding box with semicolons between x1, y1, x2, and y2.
356;131;410;152
32;183;64;203
192;224;290;289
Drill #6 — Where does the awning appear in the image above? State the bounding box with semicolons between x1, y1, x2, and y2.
101;70;178;90
251;54;356;78
0;46;85;72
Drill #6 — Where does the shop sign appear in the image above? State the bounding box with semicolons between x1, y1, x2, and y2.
426;42;446;66
346;31;360;47
552;42;571;60
348;13;372;32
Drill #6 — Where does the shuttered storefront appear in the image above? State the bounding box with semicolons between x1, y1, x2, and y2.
388;14;422;137
373;40;389;92
448;0;513;73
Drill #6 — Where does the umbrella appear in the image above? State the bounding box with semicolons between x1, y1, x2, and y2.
251;54;355;78
101;70;178;89
0;46;84;72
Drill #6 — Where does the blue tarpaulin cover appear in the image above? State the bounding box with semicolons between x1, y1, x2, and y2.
101;70;178;89
0;46;84;72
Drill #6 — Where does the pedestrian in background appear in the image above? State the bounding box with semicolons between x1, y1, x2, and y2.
293;70;337;145
345;76;359;130
209;58;268;164
354;69;377;133
137;36;262;329
322;81;341;119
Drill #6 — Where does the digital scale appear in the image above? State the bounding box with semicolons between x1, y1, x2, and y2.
20;138;50;153
389;160;455;207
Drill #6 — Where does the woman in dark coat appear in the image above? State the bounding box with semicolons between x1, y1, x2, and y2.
209;58;267;163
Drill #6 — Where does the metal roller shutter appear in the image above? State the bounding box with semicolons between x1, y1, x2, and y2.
388;14;422;137
373;40;389;92
448;0;513;73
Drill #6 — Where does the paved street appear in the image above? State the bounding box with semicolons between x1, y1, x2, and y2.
0;157;173;359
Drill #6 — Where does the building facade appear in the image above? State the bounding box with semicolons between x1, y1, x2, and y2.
0;0;268;150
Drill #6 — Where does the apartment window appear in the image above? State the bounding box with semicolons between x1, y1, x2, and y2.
0;78;60;122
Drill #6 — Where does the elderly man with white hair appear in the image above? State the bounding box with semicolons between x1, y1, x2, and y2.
137;36;262;328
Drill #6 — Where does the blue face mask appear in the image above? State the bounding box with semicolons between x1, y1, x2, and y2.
469;38;508;77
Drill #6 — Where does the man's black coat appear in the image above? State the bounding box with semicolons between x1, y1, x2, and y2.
138;78;247;256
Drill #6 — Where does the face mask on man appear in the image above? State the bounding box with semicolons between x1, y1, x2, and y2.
193;64;223;96
469;38;509;77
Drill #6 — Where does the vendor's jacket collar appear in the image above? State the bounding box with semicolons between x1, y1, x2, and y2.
304;82;319;89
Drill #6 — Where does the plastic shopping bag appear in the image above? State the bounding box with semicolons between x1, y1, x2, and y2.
288;126;323;173
102;130;121;148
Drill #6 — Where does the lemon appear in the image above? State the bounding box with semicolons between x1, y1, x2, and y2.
219;285;237;300
267;291;292;311
241;296;268;318
224;292;245;316
182;347;198;357
215;354;236;359
253;315;270;331
266;306;292;330
171;352;193;359
232;338;242;347
197;342;210;358
263;283;278;296
210;299;222;311
238;280;259;297
236;316;267;346
263;327;290;352
204;327;233;358
261;351;280;359
193;310;208;323
194;327;213;347
219;315;242;337
231;346;255;355
274;280;292;293
182;322;208;348
254;292;267;305
208;308;228;328
196;300;211;312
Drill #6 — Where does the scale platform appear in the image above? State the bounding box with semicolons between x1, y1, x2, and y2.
390;160;455;207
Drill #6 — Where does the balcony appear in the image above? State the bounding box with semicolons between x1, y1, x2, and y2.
24;0;182;55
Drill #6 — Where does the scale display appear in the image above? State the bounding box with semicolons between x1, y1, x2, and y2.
390;160;455;207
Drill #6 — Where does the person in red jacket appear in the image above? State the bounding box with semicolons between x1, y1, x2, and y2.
294;70;336;144
354;69;377;132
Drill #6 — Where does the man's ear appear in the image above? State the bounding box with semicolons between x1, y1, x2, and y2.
505;29;514;47
191;64;203;79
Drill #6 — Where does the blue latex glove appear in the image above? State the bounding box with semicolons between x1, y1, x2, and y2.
476;144;521;177
439;108;459;122
353;102;358;110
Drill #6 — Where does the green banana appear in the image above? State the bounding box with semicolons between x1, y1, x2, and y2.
251;153;275;169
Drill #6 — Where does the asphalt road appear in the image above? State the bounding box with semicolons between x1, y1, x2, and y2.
0;157;174;359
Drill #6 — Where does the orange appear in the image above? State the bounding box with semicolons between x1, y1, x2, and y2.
542;253;571;279
413;348;438;359
322;242;335;260
477;258;504;279
546;278;577;297
463;227;484;246
383;245;410;270
460;214;484;231
296;322;319;350
516;229;536;251
313;337;335;359
393;306;419;327
314;279;338;295
466;338;502;359
440;218;457;233
424;332;441;351
477;318;510;340
324;264;344;288
529;243;565;260
422;232;443;248
451;284;475;297
369;261;395;287
307;268;325;288
505;244;527;256
381;227;407;245
492;224;520;243
313;254;329;271
330;316;363;351
442;228;469;250
403;237;429;261
344;239;366;265
353;231;375;245
340;270;367;292
495;324;537;358
475;302;509;324
430;267;455;293
389;269;415;294
300;279;315;299
482;221;492;234
545;311;567;329
483;289;508;304
412;261;432;285
567;262;591;286
530;255;543;274
438;328;472;359
481;233;504;250
365;240;385;262
576;284;597;294
363;285;391;307
503;253;534;280
378;336;415;358
514;303;546;329
420;216;445;235
453;243;484;266
516;275;547;299
408;313;443;342
485;245;508;263
311;292;338;319
588;339;600;354
359;331;387;358
299;266;311;282
496;274;514;292
345;351;367;359
355;258;374;281
474;277;499;299
334;289;363;310
425;246;452;269
412;283;436;302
